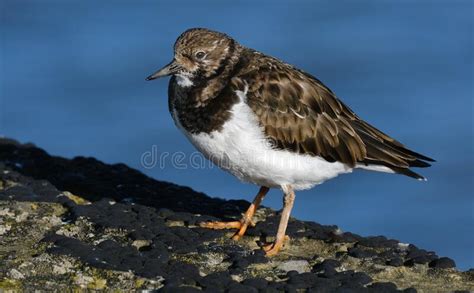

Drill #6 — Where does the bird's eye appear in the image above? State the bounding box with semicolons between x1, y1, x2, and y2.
195;51;206;59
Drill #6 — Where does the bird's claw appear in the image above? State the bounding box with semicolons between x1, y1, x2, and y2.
261;235;290;256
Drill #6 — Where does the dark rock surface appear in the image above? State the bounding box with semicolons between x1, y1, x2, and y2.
0;138;473;291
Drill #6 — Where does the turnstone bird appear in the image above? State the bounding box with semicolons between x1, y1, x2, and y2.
146;28;434;255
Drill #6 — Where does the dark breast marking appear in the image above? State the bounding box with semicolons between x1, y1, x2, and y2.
168;49;250;134
169;77;240;134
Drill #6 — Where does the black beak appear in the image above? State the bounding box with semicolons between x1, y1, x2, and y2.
146;60;180;81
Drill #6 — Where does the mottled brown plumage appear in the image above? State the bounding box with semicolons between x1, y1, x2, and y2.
150;28;433;179
237;51;434;179
146;28;435;256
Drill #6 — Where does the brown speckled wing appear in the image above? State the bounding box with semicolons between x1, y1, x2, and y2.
238;56;434;178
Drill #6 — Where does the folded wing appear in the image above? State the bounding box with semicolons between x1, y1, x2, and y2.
236;59;434;179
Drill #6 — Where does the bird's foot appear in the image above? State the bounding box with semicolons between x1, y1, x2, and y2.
262;235;290;256
199;218;256;241
231;216;256;241
198;220;242;230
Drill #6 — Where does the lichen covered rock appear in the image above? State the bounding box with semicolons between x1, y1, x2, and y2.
0;138;473;292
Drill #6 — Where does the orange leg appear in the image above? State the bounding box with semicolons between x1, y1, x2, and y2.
232;186;269;240
199;187;269;240
263;185;295;256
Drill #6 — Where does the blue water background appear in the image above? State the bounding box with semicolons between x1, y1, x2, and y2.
1;0;472;269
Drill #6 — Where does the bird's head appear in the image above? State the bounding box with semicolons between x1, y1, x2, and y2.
146;28;238;87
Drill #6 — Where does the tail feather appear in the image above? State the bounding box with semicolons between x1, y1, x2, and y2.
390;144;435;163
390;166;427;181
351;120;434;180
409;159;432;168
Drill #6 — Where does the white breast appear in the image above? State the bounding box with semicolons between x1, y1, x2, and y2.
172;88;355;190
176;74;194;87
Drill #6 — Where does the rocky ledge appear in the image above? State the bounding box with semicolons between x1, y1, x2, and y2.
0;138;472;292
